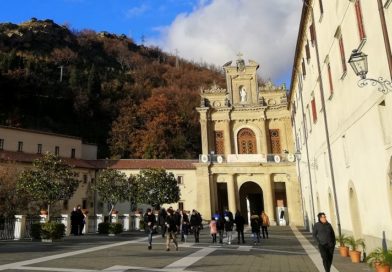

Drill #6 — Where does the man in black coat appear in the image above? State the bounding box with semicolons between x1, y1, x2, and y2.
313;212;336;272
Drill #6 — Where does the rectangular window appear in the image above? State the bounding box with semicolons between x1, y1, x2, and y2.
18;141;23;152
327;63;334;95
355;0;366;41
63;200;68;210
307;105;312;132
177;176;184;185
339;36;347;74
214;131;225;154
319;0;324;15
309;23;316;46
71;148;76;158
0;139;4;150
55;146;60;156
305;40;311;62
311;97;318;123
178;202;184;211
302;59;306;77
83;175;88;184
37;144;42;154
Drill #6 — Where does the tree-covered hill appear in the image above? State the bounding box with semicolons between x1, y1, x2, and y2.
0;18;225;159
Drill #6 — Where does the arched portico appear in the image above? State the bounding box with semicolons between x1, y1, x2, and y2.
239;181;264;223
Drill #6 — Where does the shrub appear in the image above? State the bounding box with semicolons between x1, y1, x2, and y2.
98;222;110;234
41;222;65;240
30;222;42;239
109;223;123;234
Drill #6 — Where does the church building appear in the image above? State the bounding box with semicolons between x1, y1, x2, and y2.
194;56;303;225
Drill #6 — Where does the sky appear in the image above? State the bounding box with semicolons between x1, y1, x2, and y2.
0;0;303;88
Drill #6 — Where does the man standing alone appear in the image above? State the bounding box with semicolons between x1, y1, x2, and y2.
313;212;336;272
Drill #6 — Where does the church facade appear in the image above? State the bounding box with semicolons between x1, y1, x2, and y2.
194;57;303;225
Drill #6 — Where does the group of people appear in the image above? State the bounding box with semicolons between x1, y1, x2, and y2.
144;207;203;251
209;210;270;245
70;205;86;236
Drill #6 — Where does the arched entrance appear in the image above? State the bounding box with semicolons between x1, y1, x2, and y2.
239;181;264;223
349;184;363;238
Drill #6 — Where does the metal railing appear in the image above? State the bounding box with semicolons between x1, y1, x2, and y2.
199;153;297;164
0;217;15;240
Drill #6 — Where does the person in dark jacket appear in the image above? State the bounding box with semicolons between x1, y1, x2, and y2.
165;207;179;251
216;212;225;244
313;212;336;272
158;208;167;238
234;210;245;244
144;208;156;250
190;209;202;242
70;207;79;236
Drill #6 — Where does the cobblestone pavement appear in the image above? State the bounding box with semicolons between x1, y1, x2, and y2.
0;226;372;272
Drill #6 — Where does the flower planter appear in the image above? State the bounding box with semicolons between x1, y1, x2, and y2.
375;263;391;272
350;250;362;263
339;246;350;257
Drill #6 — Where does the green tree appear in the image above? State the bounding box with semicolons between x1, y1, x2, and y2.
0;163;30;217
16;153;79;219
94;169;133;219
135;168;180;209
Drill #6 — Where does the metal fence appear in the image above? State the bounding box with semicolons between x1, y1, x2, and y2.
24;216;41;240
0;217;15;240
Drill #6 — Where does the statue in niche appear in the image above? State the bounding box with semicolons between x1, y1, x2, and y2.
240;87;247;102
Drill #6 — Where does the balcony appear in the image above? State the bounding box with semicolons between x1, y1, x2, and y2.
198;153;296;164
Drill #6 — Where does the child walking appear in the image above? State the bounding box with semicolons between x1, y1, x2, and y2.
209;216;217;243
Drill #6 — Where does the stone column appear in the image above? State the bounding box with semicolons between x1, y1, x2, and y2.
123;214;130;231
226;175;237;213
14;215;26;240
96;214;103;233
61;214;71;236
260;119;269;155
196;166;213;220
263;174;276;225
224;120;232;155
200;119;209;155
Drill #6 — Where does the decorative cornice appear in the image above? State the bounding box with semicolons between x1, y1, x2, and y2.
201;83;227;94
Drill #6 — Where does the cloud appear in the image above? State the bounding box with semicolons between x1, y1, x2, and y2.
156;0;302;83
126;4;149;18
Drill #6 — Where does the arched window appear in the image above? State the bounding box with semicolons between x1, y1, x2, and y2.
237;128;257;154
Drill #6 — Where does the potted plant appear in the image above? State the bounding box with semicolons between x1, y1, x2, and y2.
366;248;392;272
346;236;365;263
336;234;350;257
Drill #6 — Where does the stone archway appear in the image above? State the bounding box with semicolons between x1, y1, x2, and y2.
239;181;264;223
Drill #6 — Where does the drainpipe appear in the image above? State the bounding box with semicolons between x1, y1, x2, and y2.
378;0;392;79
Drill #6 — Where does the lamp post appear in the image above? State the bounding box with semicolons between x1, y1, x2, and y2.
348;49;392;94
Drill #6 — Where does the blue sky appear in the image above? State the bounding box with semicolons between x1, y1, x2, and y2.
0;0;302;88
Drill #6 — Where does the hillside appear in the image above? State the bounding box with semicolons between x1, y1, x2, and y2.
0;18;226;159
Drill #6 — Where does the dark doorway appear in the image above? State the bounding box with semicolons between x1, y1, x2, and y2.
239;182;264;223
217;183;228;213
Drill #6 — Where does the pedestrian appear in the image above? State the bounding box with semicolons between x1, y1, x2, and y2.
261;211;270;239
250;212;261;244
70;207;79;236
190;209;202;243
224;211;234;244
76;205;85;235
209;216;217;243
313;212;336;272
216;212;225;244
165;207;179;251
158;208;167;238
181;210;190;243
234;210;245;244
144;208;156;250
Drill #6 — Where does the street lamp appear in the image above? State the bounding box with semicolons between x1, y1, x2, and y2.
348;49;392;94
